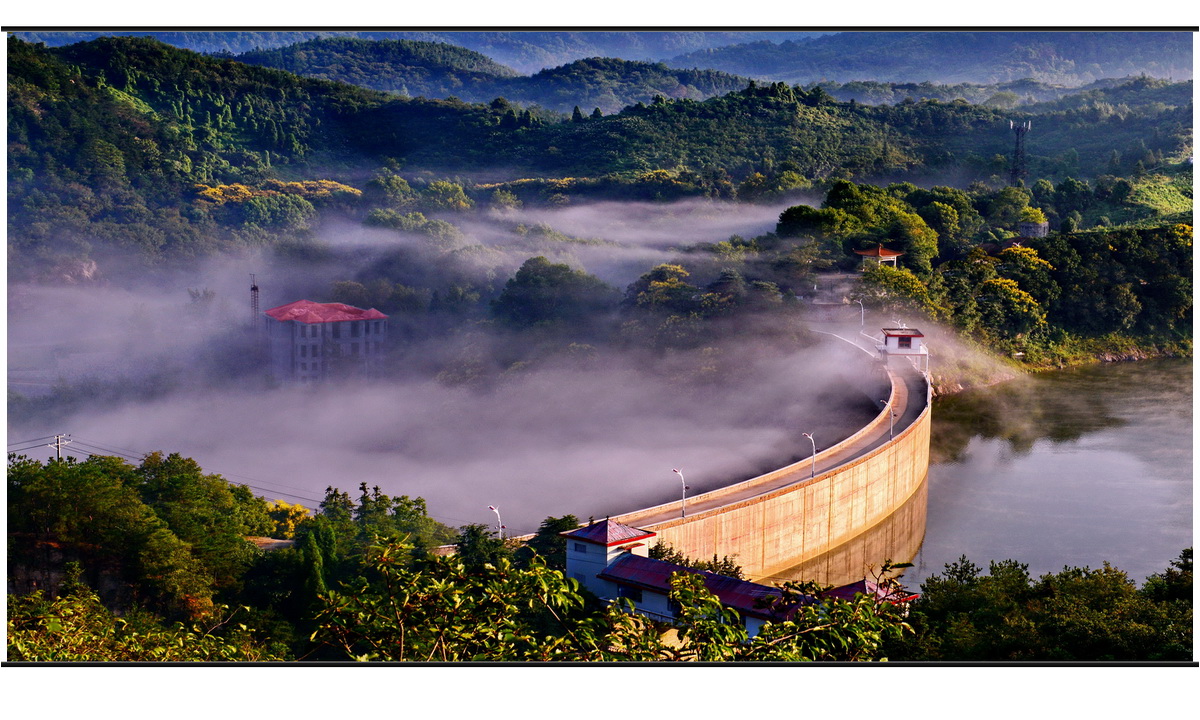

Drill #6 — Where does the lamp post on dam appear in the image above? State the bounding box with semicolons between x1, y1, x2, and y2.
607;325;932;586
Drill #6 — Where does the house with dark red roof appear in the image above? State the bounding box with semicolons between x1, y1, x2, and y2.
562;519;916;638
264;299;388;383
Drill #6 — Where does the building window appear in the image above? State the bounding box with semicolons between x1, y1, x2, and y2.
617;586;643;602
333;323;341;339
300;345;307;358
351;342;360;355
573;543;587;553
351;322;360;338
572;573;586;583
365;322;371;336
898;336;912;349
300;363;307;371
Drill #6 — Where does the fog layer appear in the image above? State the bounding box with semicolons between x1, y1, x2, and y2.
8;197;881;534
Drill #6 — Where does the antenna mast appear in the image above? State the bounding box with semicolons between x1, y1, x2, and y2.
1009;119;1031;186
250;273;260;327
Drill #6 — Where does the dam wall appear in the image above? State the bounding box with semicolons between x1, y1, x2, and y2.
612;361;931;582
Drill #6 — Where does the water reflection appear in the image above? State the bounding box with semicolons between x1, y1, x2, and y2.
757;478;928;587
909;359;1192;588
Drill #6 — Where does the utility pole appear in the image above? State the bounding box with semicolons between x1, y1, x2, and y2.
48;434;71;460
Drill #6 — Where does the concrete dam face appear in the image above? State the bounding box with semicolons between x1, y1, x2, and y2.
613;336;931;586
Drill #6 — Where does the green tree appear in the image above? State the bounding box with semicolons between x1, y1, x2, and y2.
899;552;1193;660
8;454;217;619
625;263;699;313
986;185;1031;229
996;246;1060;310
454;524;511;570
976;277;1047;338
860;263;933;314
7;564;286;661
420;180;474;212
514;515;580;571
240;193;317;229
491;256;618;329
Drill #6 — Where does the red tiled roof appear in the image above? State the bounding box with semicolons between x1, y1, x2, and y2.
561;519;656;547
854;243;904;257
598;556;918;620
265;299;387;324
599;554;784;620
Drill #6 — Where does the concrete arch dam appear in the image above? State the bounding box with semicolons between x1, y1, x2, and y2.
612;337;931;585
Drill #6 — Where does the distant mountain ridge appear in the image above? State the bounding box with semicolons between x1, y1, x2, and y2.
669;31;1194;86
235;39;754;114
12;30;829;72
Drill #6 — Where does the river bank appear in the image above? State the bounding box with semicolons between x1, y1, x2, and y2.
928;330;1192;397
910;356;1192;588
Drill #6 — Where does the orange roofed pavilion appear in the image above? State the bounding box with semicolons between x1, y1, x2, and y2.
854;243;904;268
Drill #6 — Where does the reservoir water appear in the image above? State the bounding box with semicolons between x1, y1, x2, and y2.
903;358;1192;589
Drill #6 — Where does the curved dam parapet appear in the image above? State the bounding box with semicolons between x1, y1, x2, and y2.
612;338;932;584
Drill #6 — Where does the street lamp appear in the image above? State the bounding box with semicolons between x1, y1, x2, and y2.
801;433;816;478
672;468;690;518
488;505;504;540
853;299;864;328
880;399;896;438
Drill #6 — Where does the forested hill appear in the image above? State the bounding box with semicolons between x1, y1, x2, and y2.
670;31;1194;86
237;40;753;114
11;30;827;72
237;38;522;99
806;76;1193;108
7;35;1191;278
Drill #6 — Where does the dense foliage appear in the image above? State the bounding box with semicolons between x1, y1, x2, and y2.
7;453;1192;662
8;35;1190;284
891;550;1193;660
773;178;1192;361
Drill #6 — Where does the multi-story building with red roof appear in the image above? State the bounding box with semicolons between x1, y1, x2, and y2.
264;299;388;383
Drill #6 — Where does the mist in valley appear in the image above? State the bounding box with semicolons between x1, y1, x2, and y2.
7;196;885;535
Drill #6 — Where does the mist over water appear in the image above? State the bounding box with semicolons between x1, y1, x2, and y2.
8;197;875;534
907;359;1193;587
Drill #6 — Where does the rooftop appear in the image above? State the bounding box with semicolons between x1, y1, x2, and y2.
882;328;924;337
599;554;784;620
854;243;904;258
561;518;657;547
599;556;919;620
265;299;387;324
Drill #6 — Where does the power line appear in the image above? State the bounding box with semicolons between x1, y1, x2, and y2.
68;435;326;502
6;435;60;446
11;432;472;524
70;435;152;459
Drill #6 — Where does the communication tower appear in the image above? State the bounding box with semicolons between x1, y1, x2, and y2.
1009;119;1031;186
250;274;260;328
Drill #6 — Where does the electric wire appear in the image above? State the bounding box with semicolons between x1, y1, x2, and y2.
12;433;475;524
7;445;54;455
6;435;60;446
